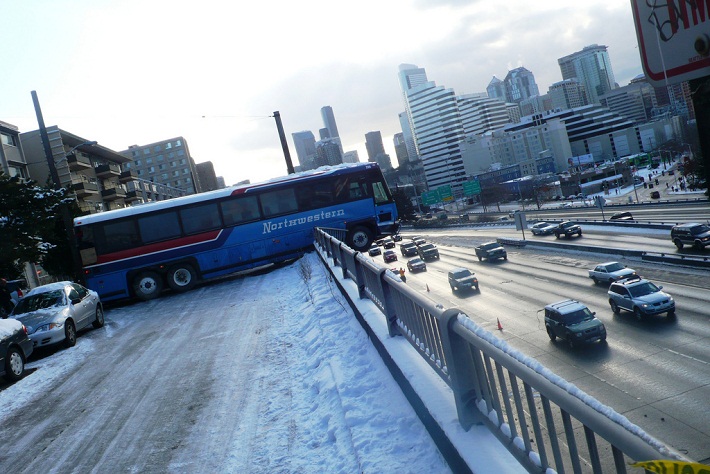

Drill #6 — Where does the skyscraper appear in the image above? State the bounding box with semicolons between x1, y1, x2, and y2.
503;67;539;103
398;63;466;190
291;130;317;171
365;131;393;170
548;79;589;110
558;44;617;104
320;106;340;140
457;93;510;136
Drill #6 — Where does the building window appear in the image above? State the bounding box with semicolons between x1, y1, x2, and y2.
168;152;175;158
173;170;179;177
176;140;182;147
146;158;153;164
135;159;142;166
1;133;17;146
183;169;189;174
162;173;168;179
143;149;150;155
157;154;164;161
149;166;155;173
177;149;185;156
159;164;165;170
170;161;176;167
165;142;172;149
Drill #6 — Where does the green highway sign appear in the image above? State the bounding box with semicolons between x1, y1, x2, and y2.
437;185;453;202
421;191;439;205
462;180;481;196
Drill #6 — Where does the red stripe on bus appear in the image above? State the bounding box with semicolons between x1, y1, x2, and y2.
96;230;221;264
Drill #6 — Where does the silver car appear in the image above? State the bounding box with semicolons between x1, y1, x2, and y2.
10;282;104;349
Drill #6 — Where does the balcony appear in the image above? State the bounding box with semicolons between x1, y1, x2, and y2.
101;186;126;201
95;163;122;178
124;190;141;202
72;181;99;197
119;169;137;183
67;153;92;171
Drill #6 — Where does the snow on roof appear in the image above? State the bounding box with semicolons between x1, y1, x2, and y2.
0;318;23;339
25;281;72;296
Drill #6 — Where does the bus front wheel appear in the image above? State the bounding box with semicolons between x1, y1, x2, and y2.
133;271;164;300
347;226;373;251
167;264;197;292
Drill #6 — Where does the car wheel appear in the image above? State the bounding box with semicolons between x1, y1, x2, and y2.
503;255;508;260
667;309;676;318
475;285;480;291
477;256;482;261
592;276;599;285
347;226;373;252
555;233;560;239
567;337;575;349
3;346;25;382
578;230;582;236
92;306;105;329
610;300;620;314
694;240;704;251
64;320;77;348
546;327;556;341
673;239;683;250
132;271;164;301
633;307;644;321
167;264;197;292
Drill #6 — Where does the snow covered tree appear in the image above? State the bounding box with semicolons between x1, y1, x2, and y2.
0;172;73;278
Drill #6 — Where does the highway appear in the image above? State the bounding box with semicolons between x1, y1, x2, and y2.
389;226;710;464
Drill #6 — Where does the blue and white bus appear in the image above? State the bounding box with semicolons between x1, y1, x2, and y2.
74;162;399;302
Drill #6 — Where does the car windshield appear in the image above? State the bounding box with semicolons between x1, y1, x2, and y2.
605;262;624;272
452;269;472;279
628;282;660;297
690;224;710;235
420;244;435;250
562;308;594;325
12;290;65;315
480;243;499;250
562;222;576;228
411;258;423;264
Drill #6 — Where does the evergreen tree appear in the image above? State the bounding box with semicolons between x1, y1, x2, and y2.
391;187;417;221
0;173;71;278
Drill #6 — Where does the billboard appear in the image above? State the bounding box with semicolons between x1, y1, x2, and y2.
630;0;710;86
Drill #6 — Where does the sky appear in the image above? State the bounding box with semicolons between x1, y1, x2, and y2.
2;0;645;186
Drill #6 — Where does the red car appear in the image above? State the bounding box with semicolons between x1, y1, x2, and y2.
383;250;398;263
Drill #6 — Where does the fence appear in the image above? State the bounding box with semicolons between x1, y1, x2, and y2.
314;227;689;473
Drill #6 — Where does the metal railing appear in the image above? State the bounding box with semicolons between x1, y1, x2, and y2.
314;227;689;473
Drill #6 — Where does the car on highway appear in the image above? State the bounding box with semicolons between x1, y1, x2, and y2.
368;245;382;257
411;237;426;247
554;221;582;239
610;212;634;222
383;250;398;263
650;190;660;199
670;223;710;250
588;262;637;285
544;299;606;348
608;276;675;320
531;222;557;236
400;242;418;257
392;234;402;242
447;268;479;293
406;257;427;273
417;243;440;261
0;319;33;382
9;281;104;349
474;242;507;261
382;238;396;249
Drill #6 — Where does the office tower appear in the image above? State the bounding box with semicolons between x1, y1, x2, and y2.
397;63;466;189
320;106;340;139
486;76;506;101
504;67;540;103
457;93;510;136
120;137;201;194
342;150;360;163
398;111;418;162
319;128;330;140
365;131;393;170
195;161;219;192
314;138;343;167
291;130;317;171
558;44;617;104
393;133;409;167
599;81;657;124
548;79;589;110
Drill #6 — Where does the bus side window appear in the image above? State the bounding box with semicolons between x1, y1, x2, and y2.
180;202;221;234
221;195;259;226
372;181;389;204
260;188;298;217
100;220;141;254
297;181;333;210
138;211;182;244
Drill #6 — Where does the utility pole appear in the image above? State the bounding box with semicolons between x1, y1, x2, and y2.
31;90;84;283
273;111;295;174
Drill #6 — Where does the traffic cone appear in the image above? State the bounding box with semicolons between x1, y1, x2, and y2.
426;284;430;292
497;318;503;331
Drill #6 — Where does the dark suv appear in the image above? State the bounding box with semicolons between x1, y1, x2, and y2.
544;300;606;348
554;221;582;239
448;267;479;292
417;243;440;261
670;223;710;250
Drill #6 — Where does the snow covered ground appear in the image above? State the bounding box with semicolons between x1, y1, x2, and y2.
0;252;522;473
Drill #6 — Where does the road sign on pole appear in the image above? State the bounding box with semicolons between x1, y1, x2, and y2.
437;185;453;202
630;0;710;86
462;180;481;196
421;190;439;206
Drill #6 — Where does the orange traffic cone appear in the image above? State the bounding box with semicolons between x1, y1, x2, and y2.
497;318;503;331
426;284;430;292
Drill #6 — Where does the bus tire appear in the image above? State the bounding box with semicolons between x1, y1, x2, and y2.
133;271;163;300
347;225;373;251
167;264;197;292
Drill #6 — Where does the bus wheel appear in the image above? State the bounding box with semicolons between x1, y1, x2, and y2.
347;226;373;251
133;271;163;300
167;264;197;292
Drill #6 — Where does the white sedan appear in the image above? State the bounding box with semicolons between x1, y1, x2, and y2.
588;262;637;285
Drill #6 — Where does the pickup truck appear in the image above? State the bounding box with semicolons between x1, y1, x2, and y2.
474;242;507;261
554;221;582;239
